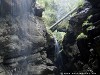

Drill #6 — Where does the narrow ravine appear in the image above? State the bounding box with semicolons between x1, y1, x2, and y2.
0;0;100;75
53;35;63;74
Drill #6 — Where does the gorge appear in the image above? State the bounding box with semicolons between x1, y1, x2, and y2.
0;0;100;75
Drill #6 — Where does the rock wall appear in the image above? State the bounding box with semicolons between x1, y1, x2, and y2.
0;0;55;75
62;0;100;74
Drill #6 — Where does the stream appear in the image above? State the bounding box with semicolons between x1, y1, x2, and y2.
53;35;63;74
0;0;98;75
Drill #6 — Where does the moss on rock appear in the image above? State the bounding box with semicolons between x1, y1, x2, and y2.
77;33;87;40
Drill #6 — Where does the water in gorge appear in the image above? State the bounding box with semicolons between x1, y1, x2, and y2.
1;0;99;75
47;0;82;74
53;35;63;74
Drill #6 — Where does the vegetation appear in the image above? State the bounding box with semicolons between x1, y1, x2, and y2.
37;0;57;27
37;0;84;27
77;33;87;40
37;0;85;43
53;30;66;44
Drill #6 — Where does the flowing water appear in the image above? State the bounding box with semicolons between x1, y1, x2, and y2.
0;0;85;75
52;0;83;74
53;35;63;74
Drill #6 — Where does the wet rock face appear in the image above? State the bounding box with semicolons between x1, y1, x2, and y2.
0;0;55;75
62;0;100;74
87;0;100;57
69;1;92;36
62;0;92;66
88;0;100;8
